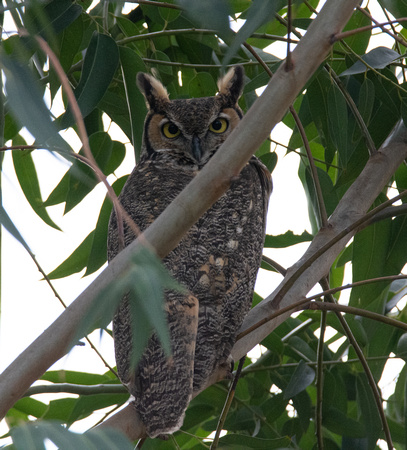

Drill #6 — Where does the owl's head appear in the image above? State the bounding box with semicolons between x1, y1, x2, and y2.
136;66;244;166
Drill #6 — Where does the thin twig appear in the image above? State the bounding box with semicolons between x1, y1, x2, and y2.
262;254;287;276
333;18;407;44
315;294;327;450
238;273;407;341
210;357;246;449
357;6;407;48
286;0;293;71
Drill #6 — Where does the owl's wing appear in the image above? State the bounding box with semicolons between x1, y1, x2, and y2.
250;155;273;216
125;291;199;438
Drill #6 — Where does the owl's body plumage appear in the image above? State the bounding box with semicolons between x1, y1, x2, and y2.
108;67;271;438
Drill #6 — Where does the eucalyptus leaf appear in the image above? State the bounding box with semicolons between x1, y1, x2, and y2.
341;47;401;76
60;32;119;128
119;46;147;161
264;230;313;248
12;149;61;230
0;55;70;152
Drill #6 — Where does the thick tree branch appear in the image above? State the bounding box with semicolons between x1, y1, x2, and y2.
0;0;362;439
232;120;407;361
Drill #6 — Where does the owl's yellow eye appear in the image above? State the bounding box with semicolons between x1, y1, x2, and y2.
162;122;181;139
209;118;228;134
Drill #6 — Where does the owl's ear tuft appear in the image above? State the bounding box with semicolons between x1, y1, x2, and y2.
217;66;244;106
137;73;170;110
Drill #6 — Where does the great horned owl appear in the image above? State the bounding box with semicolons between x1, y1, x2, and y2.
107;66;272;438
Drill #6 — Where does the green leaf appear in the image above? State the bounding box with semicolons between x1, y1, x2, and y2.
85;176;128;276
10;421;133;450
24;0;82;38
0;193;32;253
177;0;232;40
327;84;350;165
188;72;217;97
47;232;93;279
119;46;147;162
12;150;61;230
0;55;70;152
264;230;313;248
60;32;119;128
47;176;126;279
341;47;401;76
45;132;125;213
378;0;407;22
223;0;286;65
350;216;392;309
259;151;277;173
356;373;382;448
284;360;315;399
10;398;48;420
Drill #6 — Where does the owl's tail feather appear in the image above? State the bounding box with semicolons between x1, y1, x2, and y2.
132;292;199;438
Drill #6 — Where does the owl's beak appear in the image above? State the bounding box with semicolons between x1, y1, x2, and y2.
191;135;202;162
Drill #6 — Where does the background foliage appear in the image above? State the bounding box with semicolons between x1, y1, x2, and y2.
1;0;407;448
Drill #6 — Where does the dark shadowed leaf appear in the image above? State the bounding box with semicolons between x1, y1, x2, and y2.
284;360;315;399
378;0;407;21
341;47;400;76
188;72;217;97
356;374;382;448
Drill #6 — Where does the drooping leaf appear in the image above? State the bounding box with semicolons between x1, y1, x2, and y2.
176;0;232;41
327;84;351;165
223;0;286;65
47;176;126;279
60;32;119;128
119;46;147;161
12;149;61;230
0;193;31;253
0;55;70;153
